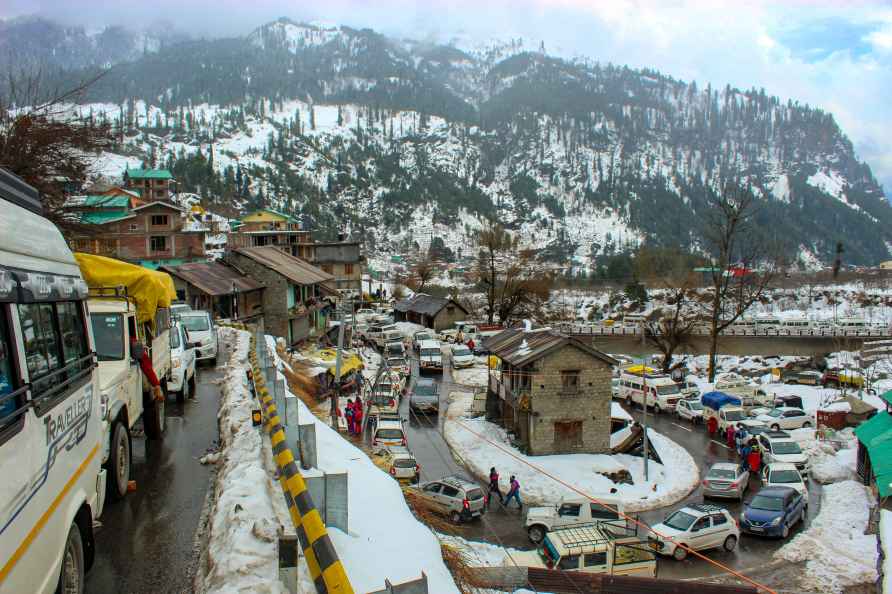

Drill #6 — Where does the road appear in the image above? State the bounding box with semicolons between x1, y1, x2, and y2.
85;360;221;594
399;347;822;583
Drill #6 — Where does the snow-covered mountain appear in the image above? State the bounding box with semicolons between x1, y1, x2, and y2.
23;17;892;266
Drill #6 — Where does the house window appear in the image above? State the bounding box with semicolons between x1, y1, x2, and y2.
150;236;167;252
561;370;580;394
554;420;583;448
150;214;169;227
129;223;138;232
344;263;354;275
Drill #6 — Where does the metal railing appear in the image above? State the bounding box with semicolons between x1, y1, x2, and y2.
556;322;892;339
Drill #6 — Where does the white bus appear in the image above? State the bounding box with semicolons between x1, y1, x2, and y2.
0;170;106;594
618;370;682;413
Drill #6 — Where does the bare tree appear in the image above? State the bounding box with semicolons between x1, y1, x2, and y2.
475;223;516;324
636;247;703;372
0;69;113;234
407;251;436;293
702;183;780;381
495;250;552;324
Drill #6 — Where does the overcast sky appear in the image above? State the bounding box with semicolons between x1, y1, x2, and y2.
5;0;892;191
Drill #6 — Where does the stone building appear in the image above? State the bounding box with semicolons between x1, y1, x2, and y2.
393;294;469;331
485;327;617;455
227;246;336;344
312;241;363;296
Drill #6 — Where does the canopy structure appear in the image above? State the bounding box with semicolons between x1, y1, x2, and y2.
855;411;892;497
74;253;176;326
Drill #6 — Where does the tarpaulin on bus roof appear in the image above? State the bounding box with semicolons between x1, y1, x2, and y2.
74;253;176;326
701;391;742;411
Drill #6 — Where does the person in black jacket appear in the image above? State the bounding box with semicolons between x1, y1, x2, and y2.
487;467;504;508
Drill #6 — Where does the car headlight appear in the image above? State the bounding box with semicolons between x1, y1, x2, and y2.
770;517;782;526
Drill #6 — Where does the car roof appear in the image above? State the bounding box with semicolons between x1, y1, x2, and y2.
178;310;210;318
451;343;471;350
765;462;799;471
419;339;441;347
416;377;436;386
685;503;729;516
414;330;433;336
775;406;805;412
376;419;403;429
755;485;798;497
709;462;741;471
761;430;792;440
438;475;478;489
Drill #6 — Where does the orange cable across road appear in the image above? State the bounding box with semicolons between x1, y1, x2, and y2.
451;418;779;594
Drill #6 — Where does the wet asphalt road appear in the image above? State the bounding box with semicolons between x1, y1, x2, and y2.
399;346;822;581
85;361;221;594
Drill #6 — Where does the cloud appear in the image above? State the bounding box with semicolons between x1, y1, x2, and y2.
2;0;889;192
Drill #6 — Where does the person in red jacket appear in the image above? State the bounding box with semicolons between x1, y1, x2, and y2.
131;336;163;402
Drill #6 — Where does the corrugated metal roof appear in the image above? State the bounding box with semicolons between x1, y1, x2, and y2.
160;261;263;296
81;211;134;225
83;195;130;208
484;327;617;367
126;168;173;180
393;293;468;317
855;410;892;496
234;246;334;287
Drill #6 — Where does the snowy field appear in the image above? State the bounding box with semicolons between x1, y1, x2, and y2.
776;480;877;594
442;393;698;511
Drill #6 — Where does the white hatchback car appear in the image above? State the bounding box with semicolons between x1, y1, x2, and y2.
649;504;739;561
756;407;814;431
169;321;197;402
676;398;705;423
761;463;808;498
450;344;475;368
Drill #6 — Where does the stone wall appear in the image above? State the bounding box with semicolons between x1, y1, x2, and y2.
227;252;290;340
526;345;613;455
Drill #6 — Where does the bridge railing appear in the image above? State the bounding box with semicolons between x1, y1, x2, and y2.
556;322;891;339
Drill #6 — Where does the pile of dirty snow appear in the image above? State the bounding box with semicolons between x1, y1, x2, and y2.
776;480;877;593
442;393;698;511
197;327;288;594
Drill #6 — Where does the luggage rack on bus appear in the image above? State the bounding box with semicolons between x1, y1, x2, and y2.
88;285;133;300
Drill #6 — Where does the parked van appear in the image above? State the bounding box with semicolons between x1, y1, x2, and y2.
0;170;106;594
418;339;443;374
510;523;656;577
618;370;682;413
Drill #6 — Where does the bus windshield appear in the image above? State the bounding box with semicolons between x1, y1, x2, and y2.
91;314;125;361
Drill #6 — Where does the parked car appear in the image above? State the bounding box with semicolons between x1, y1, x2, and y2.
757;432;809;474
783;370;822;386
412;330;435;351
407;476;486;523
373;445;420;484
702;463;749;501
170;301;192;315
678;380;700;399
451;344;475;368
676;398;705;423
756;407;814;431
648;504;739;560
418;340;444;374
178;310;218;363
740;486;806;538
524;497;627;544
386;355;409;375
410;377;440;414
169;320;197;402
761;463;808;497
611;377;621;399
384;340;405;358
371;415;407;448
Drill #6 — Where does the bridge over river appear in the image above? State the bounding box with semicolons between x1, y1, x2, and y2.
553;323;892;358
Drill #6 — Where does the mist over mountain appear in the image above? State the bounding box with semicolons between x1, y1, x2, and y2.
6;16;890;266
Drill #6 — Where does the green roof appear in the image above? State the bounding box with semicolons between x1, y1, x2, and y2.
83;195;130;208
240;208;298;223
855;411;892;496
81;211;132;225
882;390;892;408
126;168;173;180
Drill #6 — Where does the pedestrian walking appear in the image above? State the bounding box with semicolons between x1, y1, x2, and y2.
707;415;718;437
747;442;762;473
504;475;522;509
487;467;504;508
740;442;752;472
735;424;748;454
353;403;364;435
467;337;476;351
345;399;355;434
726;422;736;449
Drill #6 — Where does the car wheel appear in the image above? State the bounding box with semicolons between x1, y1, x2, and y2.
451;511;462;524
176;374;188;403
654;404;662;415
723;535;737;552
771;424;780;431
144;384;166;440
626;396;633;408
781;522;790;539
672;545;688;561
106;420;131;501
57;523;84;594
188;373;197;399
802;421;812;428
528;525;547;544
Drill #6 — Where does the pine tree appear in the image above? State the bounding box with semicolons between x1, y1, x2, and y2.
310;106;316;130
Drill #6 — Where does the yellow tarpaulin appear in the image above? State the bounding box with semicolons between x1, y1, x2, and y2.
74;253;176;325
624;364;657;375
313;348;364;377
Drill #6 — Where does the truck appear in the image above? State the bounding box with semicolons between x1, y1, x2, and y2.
701;391;765;436
75;253;176;501
524;497;628;544
0;169;106;594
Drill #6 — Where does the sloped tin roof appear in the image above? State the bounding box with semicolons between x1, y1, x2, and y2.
484;327;617;367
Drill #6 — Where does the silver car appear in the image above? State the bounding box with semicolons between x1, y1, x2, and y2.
408;475;486;523
702;462;749;501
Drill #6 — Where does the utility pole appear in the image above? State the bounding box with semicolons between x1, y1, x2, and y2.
331;319;345;430
641;325;649;481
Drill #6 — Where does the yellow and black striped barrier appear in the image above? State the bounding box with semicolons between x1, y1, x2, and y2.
248;335;354;594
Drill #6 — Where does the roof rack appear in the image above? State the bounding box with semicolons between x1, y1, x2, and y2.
689;503;727;514
88;285;134;300
550;524;613;550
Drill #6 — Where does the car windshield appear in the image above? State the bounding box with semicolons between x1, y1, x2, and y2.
664;510;697;531
657;384;680;395
416;333;432;341
708;468;737;480
769;470;801;483
688;401;704;410
725;410;744;421
766;409;784;418
467;488;484;500
90;314;125;361
181;315;210;332
772;441;802;455
170;326;181;349
415;382;437;396
749;495;784;511
453;347;471;356
393;458;417;469
376;429;403;439
421;348;440;357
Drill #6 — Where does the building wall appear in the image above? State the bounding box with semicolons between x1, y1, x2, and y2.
315;243;363;293
227;252;291;340
431;303;467;331
525;346;613;455
126;178;169;202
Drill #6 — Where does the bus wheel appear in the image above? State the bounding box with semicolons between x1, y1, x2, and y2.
106;420;131;501
57;523;84;594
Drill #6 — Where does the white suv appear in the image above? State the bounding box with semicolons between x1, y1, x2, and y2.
758;432;810;475
649;504;739;561
755;407;814;431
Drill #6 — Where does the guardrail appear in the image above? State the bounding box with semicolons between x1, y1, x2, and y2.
556;322;892;339
247;331;354;594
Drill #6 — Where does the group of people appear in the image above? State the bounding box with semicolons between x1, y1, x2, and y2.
487;467;522;509
729;423;763;473
343;398;364;435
